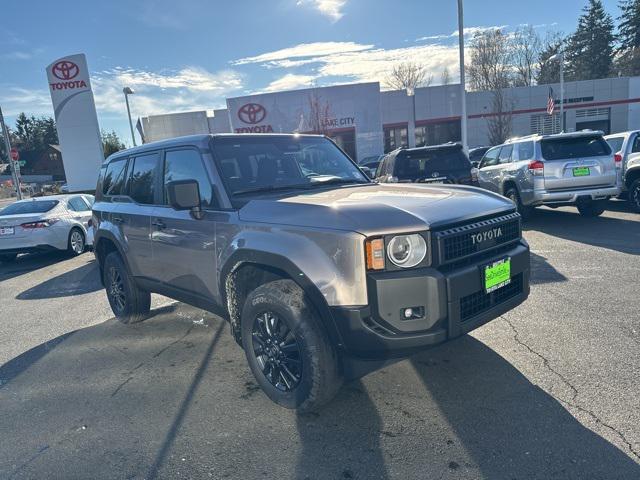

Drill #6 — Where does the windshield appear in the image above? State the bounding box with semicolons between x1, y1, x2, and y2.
0;200;59;215
212;136;369;196
394;148;470;180
606;137;624;153
541;136;611;160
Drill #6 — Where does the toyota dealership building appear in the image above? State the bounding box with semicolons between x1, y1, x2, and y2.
139;76;640;161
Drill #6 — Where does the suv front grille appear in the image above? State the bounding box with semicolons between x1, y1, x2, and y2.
434;212;521;265
460;273;523;322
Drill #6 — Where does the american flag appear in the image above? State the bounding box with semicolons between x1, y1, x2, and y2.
547;87;555;115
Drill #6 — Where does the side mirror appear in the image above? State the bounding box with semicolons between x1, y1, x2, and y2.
360;166;373;178
166;179;203;219
471;160;480;169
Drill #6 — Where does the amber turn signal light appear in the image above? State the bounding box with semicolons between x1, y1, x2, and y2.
365;238;385;270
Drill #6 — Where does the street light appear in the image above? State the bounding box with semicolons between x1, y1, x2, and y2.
457;0;468;154
123;87;137;147
548;52;565;133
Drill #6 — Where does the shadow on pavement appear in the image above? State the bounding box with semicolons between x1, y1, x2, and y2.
16;260;101;300
0;251;75;282
530;251;567;285
294;380;389;480
524;207;640;255
410;336;640;479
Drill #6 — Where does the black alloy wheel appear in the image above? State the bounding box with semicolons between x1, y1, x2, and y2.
251;311;302;392
107;265;127;314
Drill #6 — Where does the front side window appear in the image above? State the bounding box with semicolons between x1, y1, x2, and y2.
498;145;513;164
102;158;128;195
163;149;215;208
212;136;368;197
481;147;500;167
128;153;158;205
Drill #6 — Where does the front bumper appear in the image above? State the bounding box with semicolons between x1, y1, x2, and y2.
528;185;620;205
331;240;530;360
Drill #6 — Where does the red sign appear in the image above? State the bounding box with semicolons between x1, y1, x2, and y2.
52;60;79;80
10;148;19;161
238;103;267;124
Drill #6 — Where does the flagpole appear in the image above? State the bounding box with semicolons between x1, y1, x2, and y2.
559;52;564;133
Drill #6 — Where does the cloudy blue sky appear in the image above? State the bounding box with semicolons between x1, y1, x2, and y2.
0;0;620;145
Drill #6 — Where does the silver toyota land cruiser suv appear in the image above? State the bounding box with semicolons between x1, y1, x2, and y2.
477;131;620;218
93;134;530;410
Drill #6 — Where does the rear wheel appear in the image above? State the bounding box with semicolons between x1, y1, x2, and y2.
103;252;150;324
241;279;342;411
67;228;85;256
505;187;533;221
0;253;17;263
629;179;640;213
577;199;606;217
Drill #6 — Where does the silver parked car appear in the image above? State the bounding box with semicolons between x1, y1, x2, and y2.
477;131;620;218
93;134;530;410
0;194;94;262
604;130;640;211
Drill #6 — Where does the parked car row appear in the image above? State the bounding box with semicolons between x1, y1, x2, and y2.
604;130;640;211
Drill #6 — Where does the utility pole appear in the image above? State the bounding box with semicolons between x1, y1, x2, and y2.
457;0;468;153
0;106;22;200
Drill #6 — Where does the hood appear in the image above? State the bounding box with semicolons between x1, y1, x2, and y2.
239;183;515;236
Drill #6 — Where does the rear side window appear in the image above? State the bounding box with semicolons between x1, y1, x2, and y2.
128;153;158;204
1;200;59;215
163;149;215;208
102;158;128;195
515;141;534;161
67;197;90;212
541;136;612;160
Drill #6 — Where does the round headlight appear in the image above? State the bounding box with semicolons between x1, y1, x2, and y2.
387;234;427;268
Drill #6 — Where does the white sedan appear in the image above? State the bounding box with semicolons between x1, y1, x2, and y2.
0;194;94;263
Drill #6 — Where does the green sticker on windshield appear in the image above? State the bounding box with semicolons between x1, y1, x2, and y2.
484;258;511;293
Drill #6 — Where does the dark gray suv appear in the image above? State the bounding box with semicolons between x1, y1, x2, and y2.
93;134;530;410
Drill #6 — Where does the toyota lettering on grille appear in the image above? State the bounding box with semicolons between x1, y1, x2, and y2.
471;227;503;246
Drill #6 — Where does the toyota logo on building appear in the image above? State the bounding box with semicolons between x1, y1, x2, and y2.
238;103;266;124
52;61;80;80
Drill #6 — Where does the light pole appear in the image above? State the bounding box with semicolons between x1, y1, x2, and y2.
549;52;565;133
123;87;137;147
457;0;468;153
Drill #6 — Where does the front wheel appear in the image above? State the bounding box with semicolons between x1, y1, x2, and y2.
629;179;640;213
103;252;151;324
577;199;606;217
241;279;342;411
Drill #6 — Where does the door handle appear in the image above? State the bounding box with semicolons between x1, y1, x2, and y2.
112;216;124;224
152;219;166;229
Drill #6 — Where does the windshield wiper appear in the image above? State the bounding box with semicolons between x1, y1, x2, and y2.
232;184;312;196
306;178;370;188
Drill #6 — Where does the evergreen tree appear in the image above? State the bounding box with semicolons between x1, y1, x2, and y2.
617;0;640;75
101;130;126;158
565;0;615;80
536;33;565;85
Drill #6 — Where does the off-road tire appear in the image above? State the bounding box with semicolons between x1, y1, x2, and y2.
241;279;342;411
629;179;640;213
506;187;533;221
103;251;151;324
0;253;17;263
577;199;606;217
67;228;85;256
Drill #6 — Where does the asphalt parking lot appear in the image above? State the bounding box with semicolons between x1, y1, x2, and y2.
1;202;639;480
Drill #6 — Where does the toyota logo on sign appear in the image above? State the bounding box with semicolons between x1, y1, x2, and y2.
238;103;266;124
52;61;80;80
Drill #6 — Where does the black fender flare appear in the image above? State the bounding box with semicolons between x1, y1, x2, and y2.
94;230;134;283
219;249;344;349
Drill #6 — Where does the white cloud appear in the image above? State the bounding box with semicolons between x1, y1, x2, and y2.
233;41;372;66
0;87;52;116
297;0;347;22
263;74;316;92
417;25;507;42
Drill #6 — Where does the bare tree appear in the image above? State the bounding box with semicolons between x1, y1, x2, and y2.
510;25;542;86
440;66;451;85
306;91;332;135
467;29;512;91
487;90;514;145
385;62;432;94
